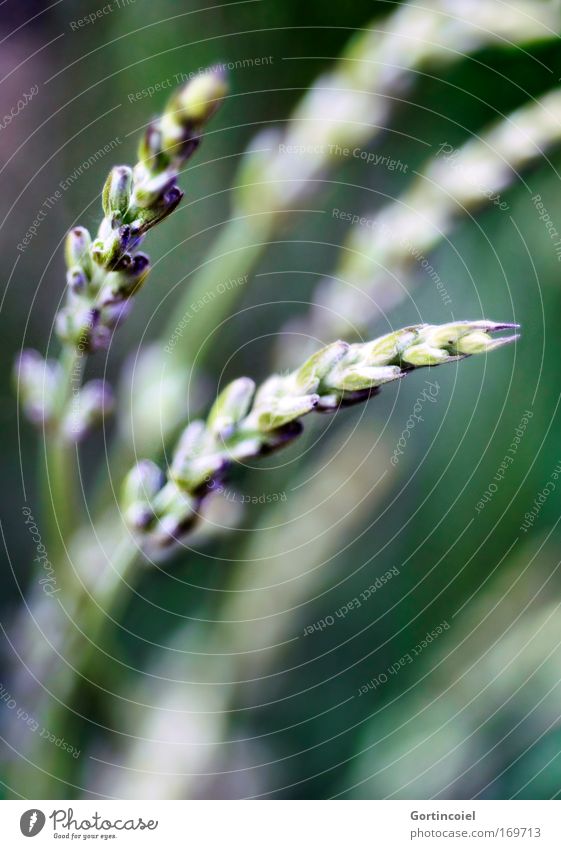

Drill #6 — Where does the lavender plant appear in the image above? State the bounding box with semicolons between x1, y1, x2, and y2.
10;30;524;795
88;0;558;494
123;322;517;549
15;70;227;442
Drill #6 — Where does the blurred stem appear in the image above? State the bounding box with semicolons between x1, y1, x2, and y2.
43;347;84;562
20;535;140;798
165;213;272;365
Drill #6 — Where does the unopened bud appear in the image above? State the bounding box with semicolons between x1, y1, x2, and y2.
255;393;320;431
13;351;61;428
102;165;133;219
170;451;229;492
293;341;349;393
131;186;184;235
122;459;165;511
137;123;167;170
207;377;255;437
132;171;177;209
64;227;92;276
326;364;402;392
62;379;114;441
91;225;131;268
358;329;417;365
402;342;453;366
457;329;519;355
173;70;228;128
101;253;151;302
66;267;88;293
149;483;200;546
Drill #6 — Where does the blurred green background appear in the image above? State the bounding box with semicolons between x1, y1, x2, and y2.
2;0;561;800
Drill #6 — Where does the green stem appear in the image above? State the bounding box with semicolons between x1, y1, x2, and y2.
42;347;84;562
15;536;140;798
25;213;276;796
165;212;272;365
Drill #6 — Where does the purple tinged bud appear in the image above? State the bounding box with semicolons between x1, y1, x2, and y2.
165;186;183;207
122;459;165;510
137;123;168;171
64;227;92;276
179;134;200;161
126;503;155;532
13;350;61;429
102;165;133;218
133;171;177;209
91;225;131;269
130;252;150;275
62;379;114;442
66;267;87;293
101;299;133;329
88;323;112;352
14;349;44;385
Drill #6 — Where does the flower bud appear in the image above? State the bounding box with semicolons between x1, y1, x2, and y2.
173;70;228;128
102;165;133;219
132;170;177;209
100;253;151;302
64;227;92;276
325;364;402;392
358;329;418;365
99;299;133;331
456;330;519;355
149;483;200;546
62;379;114;442
293;341;349;393
172;420;208;464
170;451;229;492
122;459;165;511
137;123;168;171
91;225;131;268
13;350;61;427
255;393;320;431
66;267;88;293
131;186;184;235
55;305;97;350
402;342;454;366
207;377;255;437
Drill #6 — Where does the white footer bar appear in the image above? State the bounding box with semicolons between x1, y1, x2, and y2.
1;800;560;848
